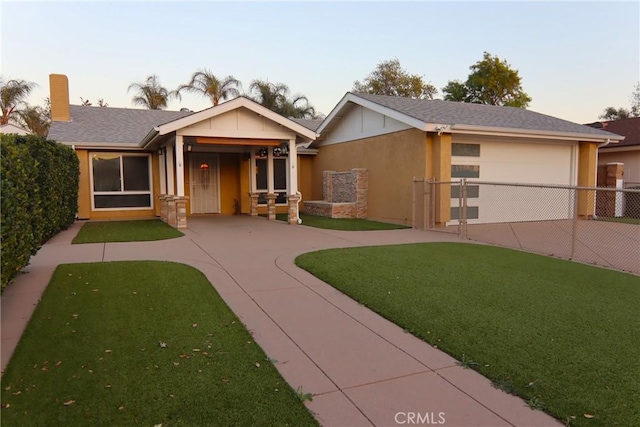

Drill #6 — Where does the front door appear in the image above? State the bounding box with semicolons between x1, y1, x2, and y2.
190;153;220;214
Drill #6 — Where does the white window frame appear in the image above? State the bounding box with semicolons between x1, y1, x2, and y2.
89;152;154;211
254;155;289;206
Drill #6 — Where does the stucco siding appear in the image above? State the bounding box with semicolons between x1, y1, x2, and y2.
321;105;411;146
313;129;426;224
298;155;314;210
598;150;640;184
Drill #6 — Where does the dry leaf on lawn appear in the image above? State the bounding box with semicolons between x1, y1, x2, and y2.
584;414;596;419
63;400;75;406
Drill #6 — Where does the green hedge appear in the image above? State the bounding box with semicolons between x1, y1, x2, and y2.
1;134;79;291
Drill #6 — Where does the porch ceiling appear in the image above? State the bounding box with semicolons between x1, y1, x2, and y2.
195;137;281;146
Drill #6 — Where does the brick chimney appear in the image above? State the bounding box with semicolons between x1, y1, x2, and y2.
49;74;70;122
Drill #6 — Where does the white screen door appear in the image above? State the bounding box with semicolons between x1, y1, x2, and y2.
189;153;219;214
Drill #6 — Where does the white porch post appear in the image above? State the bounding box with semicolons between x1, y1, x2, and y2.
288;138;298;195
166;141;175;195
159;149;167;194
175;135;185;197
267;147;274;194
250;149;257;193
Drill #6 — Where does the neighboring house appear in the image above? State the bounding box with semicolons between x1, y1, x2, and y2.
47;74;317;226
0;123;30;135
588;117;640;185
311;93;624;225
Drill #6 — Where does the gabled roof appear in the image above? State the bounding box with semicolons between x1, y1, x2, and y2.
586;117;639;148
290;118;323;131
48;105;193;146
317;93;624;143
143;96;317;146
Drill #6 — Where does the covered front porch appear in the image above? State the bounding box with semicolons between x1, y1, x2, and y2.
142;97;317;229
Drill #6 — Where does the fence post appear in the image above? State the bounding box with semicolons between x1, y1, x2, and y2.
423;179;429;231
571;186;579;259
461;178;468;239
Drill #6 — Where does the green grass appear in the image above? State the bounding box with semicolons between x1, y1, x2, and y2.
0;262;318;426
275;214;409;231
72;220;183;244
594;216;640;225
296;243;640;426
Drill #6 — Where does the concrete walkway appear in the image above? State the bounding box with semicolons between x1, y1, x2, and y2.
1;216;561;426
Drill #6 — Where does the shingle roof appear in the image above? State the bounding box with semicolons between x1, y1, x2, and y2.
352;93;621;138
48;105;193;145
290;118;322;131
587;117;639;148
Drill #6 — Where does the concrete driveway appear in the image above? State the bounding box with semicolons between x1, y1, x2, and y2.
1;216;560;426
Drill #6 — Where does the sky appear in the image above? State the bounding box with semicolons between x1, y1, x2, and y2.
1;1;639;124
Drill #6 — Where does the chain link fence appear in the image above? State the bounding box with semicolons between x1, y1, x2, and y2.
413;179;640;275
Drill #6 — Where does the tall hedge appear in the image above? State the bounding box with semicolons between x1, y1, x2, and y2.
1;134;79;291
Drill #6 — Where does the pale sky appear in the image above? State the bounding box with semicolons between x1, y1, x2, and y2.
1;1;639;124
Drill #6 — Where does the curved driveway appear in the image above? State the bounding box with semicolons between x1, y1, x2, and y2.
1;216;560;426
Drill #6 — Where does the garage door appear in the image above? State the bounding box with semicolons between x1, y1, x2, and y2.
449;138;576;224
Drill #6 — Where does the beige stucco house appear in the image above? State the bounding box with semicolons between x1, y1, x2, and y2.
310;93;624;225
47;74;318;228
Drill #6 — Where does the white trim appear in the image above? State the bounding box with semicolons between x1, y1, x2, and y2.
159;150;167;194
88;152;154;211
288;138;298;195
154;97;317;141
166;141;175;195
267;147;274;194
176;127;295;140
175;135;185;197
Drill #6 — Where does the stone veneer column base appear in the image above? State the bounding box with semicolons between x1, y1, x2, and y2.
167;196;177;228
287;194;301;225
265;194;277;220
174;196;189;229
249;193;259;216
159;194;168;223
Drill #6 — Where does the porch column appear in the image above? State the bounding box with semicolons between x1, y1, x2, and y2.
159;148;167;194
166;141;175;195
287;138;300;225
288;138;298;195
175;134;185;197
267;146;275;194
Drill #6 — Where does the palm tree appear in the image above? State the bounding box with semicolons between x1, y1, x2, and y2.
1;78;37;125
18;105;50;137
175;69;241;106
127;75;172;110
248;80;319;119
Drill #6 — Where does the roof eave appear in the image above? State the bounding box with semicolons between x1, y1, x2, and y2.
450;124;626;143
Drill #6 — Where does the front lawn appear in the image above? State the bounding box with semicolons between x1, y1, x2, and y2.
296;243;640;426
72;219;183;244
0;261;318;426
276;214;409;231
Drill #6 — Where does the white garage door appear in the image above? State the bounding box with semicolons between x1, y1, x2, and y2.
450;138;576;224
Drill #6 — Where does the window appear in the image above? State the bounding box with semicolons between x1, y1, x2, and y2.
451;165;480;178
91;153;152;209
451;206;479;220
452;143;480;157
451;185;480;198
255;157;288;204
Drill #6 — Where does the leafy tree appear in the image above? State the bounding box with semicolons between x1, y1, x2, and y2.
442;52;531;108
175;69;241;106
18;105;50;137
599;82;640;120
128;75;172;110
248;80;319;119
1;78;37;125
353;58;437;99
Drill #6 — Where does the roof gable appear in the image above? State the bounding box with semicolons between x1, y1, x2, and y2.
318;93;624;143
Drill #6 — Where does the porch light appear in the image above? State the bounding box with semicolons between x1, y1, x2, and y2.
273;143;289;157
258;147;268;157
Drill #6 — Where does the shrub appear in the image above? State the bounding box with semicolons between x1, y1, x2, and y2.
1;134;79;291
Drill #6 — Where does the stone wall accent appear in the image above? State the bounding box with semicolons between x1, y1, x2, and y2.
175;196;189;229
266;193;277;220
159;194;168;222
167;197;177;228
303;169;368;219
249;193;259;216
287;194;301;225
596;162;624;218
